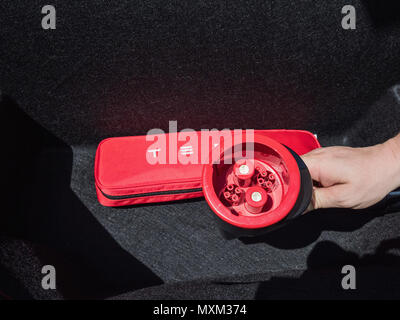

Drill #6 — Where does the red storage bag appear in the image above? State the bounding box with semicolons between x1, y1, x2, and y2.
94;129;320;207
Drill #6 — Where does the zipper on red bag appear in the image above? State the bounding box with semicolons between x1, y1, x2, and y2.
100;187;203;200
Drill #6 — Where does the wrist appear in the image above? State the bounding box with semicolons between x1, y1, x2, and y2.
382;135;400;190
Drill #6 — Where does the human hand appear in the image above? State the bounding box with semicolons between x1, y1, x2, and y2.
301;135;400;210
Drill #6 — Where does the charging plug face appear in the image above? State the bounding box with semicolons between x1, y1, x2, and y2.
202;135;301;232
219;159;284;216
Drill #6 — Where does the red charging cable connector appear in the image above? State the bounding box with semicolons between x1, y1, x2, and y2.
202;134;313;237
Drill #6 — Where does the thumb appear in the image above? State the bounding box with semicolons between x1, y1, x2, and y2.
312;186;339;209
301;152;320;182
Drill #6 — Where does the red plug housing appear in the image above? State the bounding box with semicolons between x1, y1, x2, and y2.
202;134;312;237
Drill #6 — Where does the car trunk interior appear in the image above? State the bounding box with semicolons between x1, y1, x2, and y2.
1;0;400;299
